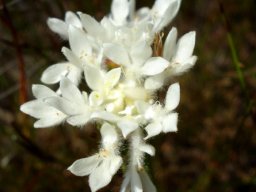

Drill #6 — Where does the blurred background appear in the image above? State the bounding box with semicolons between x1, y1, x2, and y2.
0;0;256;191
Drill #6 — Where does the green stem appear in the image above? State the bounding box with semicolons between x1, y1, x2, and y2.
227;32;246;93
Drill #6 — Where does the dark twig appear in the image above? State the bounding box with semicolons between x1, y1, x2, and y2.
0;0;27;104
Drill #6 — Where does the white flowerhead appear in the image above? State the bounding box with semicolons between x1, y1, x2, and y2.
20;0;197;191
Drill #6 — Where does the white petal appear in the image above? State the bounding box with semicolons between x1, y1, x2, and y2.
68;26;91;56
60;77;83;104
20;100;58;119
141;57;169;76
40;63;69;84
162;113;178;133
91;111;120;122
100;123;118;148
89;160;112;192
65;11;82;28
68;155;100;176
109;155;123;175
144;75;164;90
79;13;103;36
65;65;82;86
67;113;91;126
135;101;150;115
45;97;78;115
104;68;122;89
165;83;180;111
117;120;139;138
163;27;177;61
144;122;162;140
61;47;82;68
84;65;104;91
139;170;157;192
103;43;130;66
111;0;129;25
153;0;181;32
34;115;65;128
47;18;68;39
130;42;152;66
139;144;155;156
89;91;104;106
32;84;57;99
174;31;196;63
131;169;143;192
120;171;131;192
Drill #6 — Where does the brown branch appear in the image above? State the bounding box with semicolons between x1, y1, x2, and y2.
0;0;27;104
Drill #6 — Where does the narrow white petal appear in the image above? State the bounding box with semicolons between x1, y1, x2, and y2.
68;25;91;56
117;120;138;138
67;155;100;176
174;31;196;63
32;84;57;99
45;97;79;115
108;155;123;175
67;113;91;126
89;160;112;192
65;11;82;28
120;171;131;192
139;144;155;156
162;113;178;133
165;83;180;111
65;65;82;86
131;169;143;192
100;123;118;148
47;18;68;39
20;100;57;119
60;77;83;104
141;57;169;76
163;27;177;60
130;42;152;66
84;65;104;91
89;91;104;106
135;101;150;115
139;170;157;192
40;63;69;84
91;111;120;122
61;47;82;68
144;122;162;140
144;75;164;90
34;115;65;128
153;0;180;32
103;43;130;66
104;68;122;89
111;0;129;25
79;13;103;36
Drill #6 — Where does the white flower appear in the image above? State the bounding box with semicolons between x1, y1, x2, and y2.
20;85;66;128
145;28;197;90
103;42;169;79
44;77;93;126
137;83;180;139
68;123;122;192
47;11;82;39
121;130;156;192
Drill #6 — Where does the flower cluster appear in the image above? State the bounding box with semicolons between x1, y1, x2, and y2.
20;0;197;191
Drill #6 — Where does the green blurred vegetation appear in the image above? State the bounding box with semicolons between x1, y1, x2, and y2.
0;0;255;191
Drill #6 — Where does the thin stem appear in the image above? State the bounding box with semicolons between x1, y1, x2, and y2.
219;2;247;94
